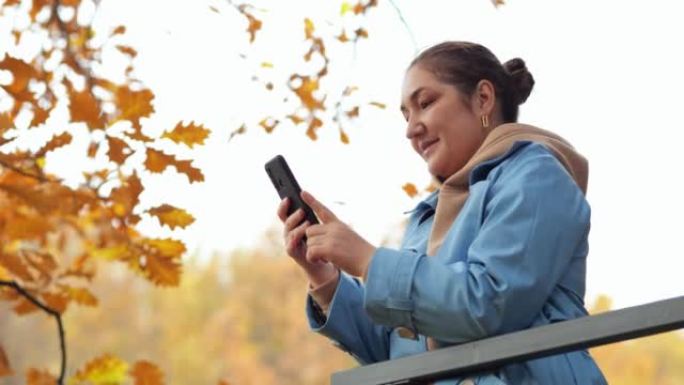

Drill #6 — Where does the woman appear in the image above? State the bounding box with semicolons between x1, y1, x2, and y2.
277;41;607;384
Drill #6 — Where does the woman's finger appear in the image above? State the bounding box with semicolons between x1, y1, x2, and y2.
301;191;337;223
277;197;290;222
287;220;310;255
284;208;305;233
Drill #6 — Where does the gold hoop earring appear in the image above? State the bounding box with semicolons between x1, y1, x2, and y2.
480;115;490;129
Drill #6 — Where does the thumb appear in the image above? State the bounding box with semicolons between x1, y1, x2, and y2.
301;190;338;223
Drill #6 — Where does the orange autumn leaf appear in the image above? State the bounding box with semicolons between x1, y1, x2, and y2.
41;291;69;314
58;285;98;307
345;106;359;118
30;106;51;127
237;5;262;43
144;148;204;183
286;114;305;125
306;117;322;141
141;238;186;259
35;132;72;158
116;45;138;57
71;354;129;384
336;30;349;43
228;124;246;142
0;344;12;377
304;18;315;39
130;360;165;385
66;82;104;129
259;118;279;133
492;0;505;7
289;75;324;111
112;25;126;36
26;368;56;385
402;182;419;198
162;121;211;148
0;252;34;282
110;172;143;217
0;54;37;102
145;253;181;286
87;141;99;158
0;112;14;131
147;204;195;230
115;86;155;129
13;297;40;315
106;135;133;165
355;28;369;39
340;130;350;144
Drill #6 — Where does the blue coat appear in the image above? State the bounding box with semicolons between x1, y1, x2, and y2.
306;142;608;384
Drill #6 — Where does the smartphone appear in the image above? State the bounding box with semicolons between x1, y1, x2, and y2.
265;154;319;225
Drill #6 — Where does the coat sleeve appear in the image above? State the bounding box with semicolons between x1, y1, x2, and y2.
306;271;391;364
362;146;591;344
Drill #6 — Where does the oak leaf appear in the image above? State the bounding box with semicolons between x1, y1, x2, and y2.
130;361;165;385
141;238;186;259
71;354;129;385
162;121;210;148
115;86;154;129
26;369;56;385
144;253;181;286
144;148;204;183
306;117;323;141
35;132;72;158
59;285;98;307
66;81;104;129
289;75;324;111
345;106;359;118
110;172;143;217
147;204;195;229
41;291;69;314
259;118;279;133
0;54;37;103
0;252;34;282
340;130;350;144
106;135;133;165
13;297;40;315
0;112;14;131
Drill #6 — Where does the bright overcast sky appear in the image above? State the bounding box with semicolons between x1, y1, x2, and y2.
3;0;683;310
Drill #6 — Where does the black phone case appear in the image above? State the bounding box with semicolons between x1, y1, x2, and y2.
265;154;319;225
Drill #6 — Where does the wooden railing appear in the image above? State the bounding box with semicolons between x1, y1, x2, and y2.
331;296;684;385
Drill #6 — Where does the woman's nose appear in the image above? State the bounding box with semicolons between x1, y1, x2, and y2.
405;119;425;139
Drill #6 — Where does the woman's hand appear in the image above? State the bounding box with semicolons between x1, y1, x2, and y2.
277;197;337;286
301;190;377;278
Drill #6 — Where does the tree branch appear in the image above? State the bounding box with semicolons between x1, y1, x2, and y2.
0;280;66;385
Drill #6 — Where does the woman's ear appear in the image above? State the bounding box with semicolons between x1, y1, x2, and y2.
472;79;496;116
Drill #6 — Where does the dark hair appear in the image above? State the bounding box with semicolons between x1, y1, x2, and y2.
409;41;535;123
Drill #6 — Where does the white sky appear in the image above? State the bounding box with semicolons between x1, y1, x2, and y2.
2;0;683;310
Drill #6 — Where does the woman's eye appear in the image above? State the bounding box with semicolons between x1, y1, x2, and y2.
419;99;433;109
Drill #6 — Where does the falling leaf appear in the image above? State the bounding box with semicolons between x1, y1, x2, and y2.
353;2;364;14
130;361;165;385
340;1;353;15
304;18;315;39
209;5;220;13
238;5;262;43
71;354;129;385
161;121;210;148
147;204;195;230
265;82;273;90
260;62;273;68
345;106;360;118
228;124;246;142
340;130;350;144
106;135;133;165
0;344;12;377
116;45;138;57
491;0;505;7
336;30;349;43
355;28;369;39
369;101;386;109
111;25;126;36
286;114;305;125
26;369;56;385
306;117;322;141
144;148;204;183
289;75;324;111
402;182;419;198
35;132;72;158
259;118;279;133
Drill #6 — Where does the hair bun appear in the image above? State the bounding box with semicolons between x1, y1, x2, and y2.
503;58;535;105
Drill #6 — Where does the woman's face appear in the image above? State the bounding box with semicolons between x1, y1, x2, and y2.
400;64;486;180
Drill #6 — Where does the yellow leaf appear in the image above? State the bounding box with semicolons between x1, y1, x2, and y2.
13;297;40;315
369;101;386;109
35;132;73;157
304;18;315;39
340;1;353;15
106;135;133;165
340;130;350;144
130;361;165;385
260;62;273;68
91;245;131;261
115;86;155;128
289;75;324;111
71;354;129;385
141;238;186;259
402;183;419;198
58;285;98;307
147;204;195;229
144;149;204;183
0;344;12;377
286;114;305;125
26;368;56;385
259;118;279;133
162;121;211;148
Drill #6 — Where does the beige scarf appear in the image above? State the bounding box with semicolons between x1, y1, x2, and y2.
424;122;588;351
